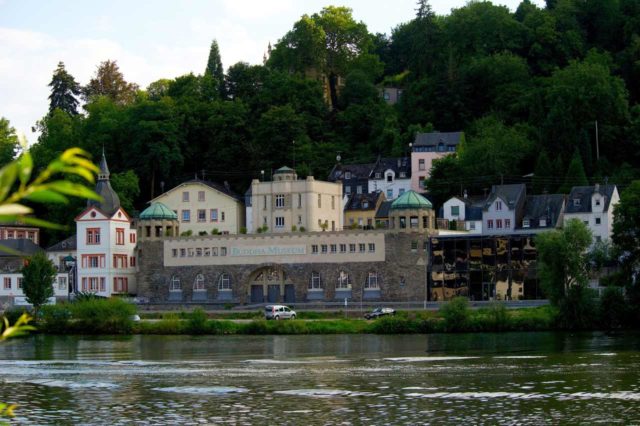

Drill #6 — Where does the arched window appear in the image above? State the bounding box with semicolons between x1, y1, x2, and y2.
170;275;181;291
309;272;322;290
337;271;351;289
193;274;205;291
365;272;379;289
218;273;231;290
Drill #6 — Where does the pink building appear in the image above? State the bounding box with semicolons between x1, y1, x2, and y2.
410;131;464;192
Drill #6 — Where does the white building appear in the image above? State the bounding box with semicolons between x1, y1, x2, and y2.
75;153;137;296
441;195;483;234
563;184;619;244
367;157;412;200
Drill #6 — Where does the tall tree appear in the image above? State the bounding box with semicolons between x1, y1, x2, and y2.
48;61;82;115
559;148;589;193
612;180;640;305
21;251;56;319
84;60;139;105
205;39;224;96
532;150;554;193
0;117;19;166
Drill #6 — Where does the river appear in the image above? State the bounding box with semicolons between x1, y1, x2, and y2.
0;332;639;425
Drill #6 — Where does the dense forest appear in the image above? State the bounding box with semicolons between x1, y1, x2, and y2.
1;0;640;246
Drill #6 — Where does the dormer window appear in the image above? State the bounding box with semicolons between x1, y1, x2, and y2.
437;142;445;152
595;198;601;206
539;218;547;227
375;173;381;179
523;219;530;228
495;200;502;211
573;198;581;207
363;201;369;209
399;172;406;178
386;174;393;183
345;172;352;180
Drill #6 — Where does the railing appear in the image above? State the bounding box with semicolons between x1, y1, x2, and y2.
436;219;467;231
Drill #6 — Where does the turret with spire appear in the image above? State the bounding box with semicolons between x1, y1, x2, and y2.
87;150;121;216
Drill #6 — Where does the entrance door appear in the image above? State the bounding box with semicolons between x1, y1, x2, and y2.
267;285;280;303
284;284;295;303
251;285;264;303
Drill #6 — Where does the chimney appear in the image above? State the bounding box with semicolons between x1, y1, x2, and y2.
224;181;230;191
397;158;401;168
594;183;600;194
463;189;468;199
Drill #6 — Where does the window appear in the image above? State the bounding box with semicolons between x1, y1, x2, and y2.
17;277;23;289
3;277;10;290
399;172;406;178
220;247;227;256
172;249;178;257
410;217;419;228
182;210;191;222
399;188;406;196
365;272;379;289
204;248;210;256
363;201;369;209
263;196;267;210
332;196;335;210
130;256;136;267
359;243;365;253
275;194;285;208
275;217;285;228
330;244;337;253
345;186;351;194
356;185;362;194
84;277;104;292
387;189;393;199
170;276;181;291
419;177;426;188
221;212;225;222
469;222;476;230
86;228;100;245
496;219;503;229
418;159;425;171
595;198;601;206
298;194;302;208
113;254;127;268
318;194;322;208
386;174;393;183
196;248;202;257
495;201;502;211
180;248;186;257
337;271;350;289
383;92;390;101
129;233;136;243
375;172;381;179
411;241;418;252
523;219;530;228
212;247;218;256
194;274;205;291
368;243;375;252
595;217;601;225
400;217;407;229
298;215;302;225
487;220;494;229
451;206;460;216
182;191;189;202
198;191;205;202
27;231;35;241
574;198;581;207
218;273;231;290
83;255;104;268
188;248;194;257
197;209;206;222
437;142;445;152
312;244;318;254
339;244;347;253
540;218;547;227
210;209;218;222
113;277;128;293
310;272;322;290
321;244;328;254
349;244;356;253
422;216;429;229
345;172;351;179
505;219;511;229
6;231;13;239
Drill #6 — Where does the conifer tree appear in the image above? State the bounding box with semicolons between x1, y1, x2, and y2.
48;62;81;115
205;39;224;96
560;149;589;193
533;150;553;194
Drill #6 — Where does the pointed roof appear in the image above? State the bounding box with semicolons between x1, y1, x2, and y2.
87;151;121;216
391;190;433;210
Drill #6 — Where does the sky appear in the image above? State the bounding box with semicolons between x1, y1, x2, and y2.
0;0;544;143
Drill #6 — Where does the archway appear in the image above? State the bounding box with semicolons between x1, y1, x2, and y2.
248;265;294;304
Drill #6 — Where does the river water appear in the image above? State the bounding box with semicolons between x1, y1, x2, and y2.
0;332;639;425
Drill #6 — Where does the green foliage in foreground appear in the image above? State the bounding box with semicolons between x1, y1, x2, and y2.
38;298;137;334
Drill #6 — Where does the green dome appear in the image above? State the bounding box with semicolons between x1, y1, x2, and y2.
140;202;178;220
390;190;433;210
274;166;295;174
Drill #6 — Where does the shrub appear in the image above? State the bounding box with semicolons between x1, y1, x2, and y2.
486;302;509;331
299;226;306;232
40;304;72;333
198;231;208;236
239;320;269;334
180;230;193;237
291;225;297;232
367;317;420;334
186;308;208;334
211;228;220;235
208;320;237;335
557;286;597;329
70;298;137;334
240;227;247;234
74;292;104;302
439;297;470;332
599;286;628;330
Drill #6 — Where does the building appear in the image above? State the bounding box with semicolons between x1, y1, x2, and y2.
411;131;463;192
380;87;403;105
46;235;77;294
440;193;484;234
136;202;181;240
75;152;138;296
482;184;527;235
344;192;385;229
248;166;343;233
388;190;436;234
367;157;411;200
328;162;373;198
374;201;393;229
519;194;565;232
0;223;40;245
563;184;619;243
0;239;69;306
149;179;245;235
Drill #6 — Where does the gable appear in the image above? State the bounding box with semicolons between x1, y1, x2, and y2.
75;207;109;222
152;181;242;206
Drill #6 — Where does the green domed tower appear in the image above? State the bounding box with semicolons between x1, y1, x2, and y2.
137;202;180;240
389;190;435;233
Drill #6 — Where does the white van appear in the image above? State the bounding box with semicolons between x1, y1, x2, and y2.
264;305;296;320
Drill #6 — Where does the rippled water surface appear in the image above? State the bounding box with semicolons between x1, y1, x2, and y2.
1;332;639;425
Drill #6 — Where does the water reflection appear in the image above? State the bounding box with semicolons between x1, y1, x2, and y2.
0;333;639;425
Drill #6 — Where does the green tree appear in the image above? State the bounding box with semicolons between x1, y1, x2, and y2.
84;60;139;105
532;150;554;194
0;118;19;166
48;61;82;115
110;170;140;214
536;219;593;327
205;39;225;96
559;149;589;193
612;180;640;306
21;251;56;318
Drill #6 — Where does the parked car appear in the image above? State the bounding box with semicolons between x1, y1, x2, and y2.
265;305;296;320
364;307;396;319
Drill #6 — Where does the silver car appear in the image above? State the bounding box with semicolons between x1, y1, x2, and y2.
265;305;296;320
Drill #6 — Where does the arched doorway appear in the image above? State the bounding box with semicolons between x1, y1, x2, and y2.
248;266;295;304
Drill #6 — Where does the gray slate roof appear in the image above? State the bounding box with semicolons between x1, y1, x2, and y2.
484;184;526;210
370;157;411;178
46;235;77;252
565;184;616;214
413;131;463;147
375;201;393;218
0;239;42;257
520;194;565;229
178;179;243;202
328;163;374;182
345;192;383;212
87;152;121;216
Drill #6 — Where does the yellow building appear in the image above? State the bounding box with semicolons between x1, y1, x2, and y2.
344;192;385;230
149;179;245;235
248;166;343;233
